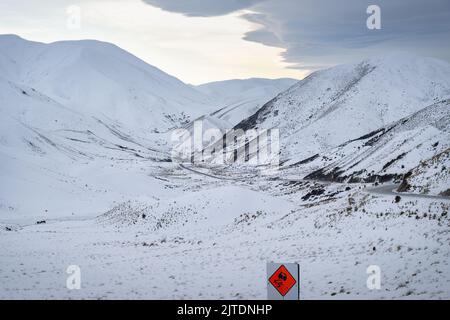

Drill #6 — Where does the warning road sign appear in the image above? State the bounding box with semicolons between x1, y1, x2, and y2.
267;263;299;300
269;265;296;296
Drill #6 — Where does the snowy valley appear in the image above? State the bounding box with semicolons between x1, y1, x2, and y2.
0;35;449;299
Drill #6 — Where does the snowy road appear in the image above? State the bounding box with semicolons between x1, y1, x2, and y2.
367;184;450;201
178;164;231;180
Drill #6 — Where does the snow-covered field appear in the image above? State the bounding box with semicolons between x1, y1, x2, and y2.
1;35;449;299
1;162;449;299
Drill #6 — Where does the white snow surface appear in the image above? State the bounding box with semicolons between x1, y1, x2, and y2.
1;36;449;299
398;148;450;196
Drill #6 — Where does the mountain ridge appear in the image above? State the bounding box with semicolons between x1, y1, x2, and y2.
234;53;450;164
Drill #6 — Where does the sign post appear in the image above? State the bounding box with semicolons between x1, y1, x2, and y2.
267;263;299;300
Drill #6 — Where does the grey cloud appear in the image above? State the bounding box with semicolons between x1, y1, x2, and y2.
143;0;450;68
241;13;283;47
249;0;450;68
141;0;263;17
243;29;283;47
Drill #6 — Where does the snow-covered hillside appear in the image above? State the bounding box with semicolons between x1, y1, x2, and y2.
0;75;173;221
397;148;450;196
0;35;213;132
196;78;296;127
302;99;450;183
169;78;297;160
0;35;215;220
235;54;450;163
0;36;296;223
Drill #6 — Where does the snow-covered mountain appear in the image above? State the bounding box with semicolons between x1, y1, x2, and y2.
235;54;450;164
1;35;450;300
169;78;297;160
195;78;296;128
0;34;213;133
0;34;218;220
0;35;296;220
303;99;450;183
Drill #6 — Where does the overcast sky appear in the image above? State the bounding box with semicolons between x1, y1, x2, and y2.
1;0;449;84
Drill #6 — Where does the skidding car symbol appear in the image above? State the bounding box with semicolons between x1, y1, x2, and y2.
274;272;287;287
